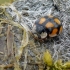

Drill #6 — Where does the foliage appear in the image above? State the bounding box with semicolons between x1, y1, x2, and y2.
43;50;70;70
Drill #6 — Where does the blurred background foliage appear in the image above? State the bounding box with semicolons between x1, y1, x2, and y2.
0;0;14;4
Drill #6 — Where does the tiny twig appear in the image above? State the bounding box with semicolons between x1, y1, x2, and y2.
0;64;14;68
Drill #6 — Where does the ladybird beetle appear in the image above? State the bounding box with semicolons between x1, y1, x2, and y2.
32;15;62;41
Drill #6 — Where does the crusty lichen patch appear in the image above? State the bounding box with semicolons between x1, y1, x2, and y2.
0;0;70;70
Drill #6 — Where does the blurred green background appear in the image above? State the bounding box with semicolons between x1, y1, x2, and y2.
0;0;14;5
